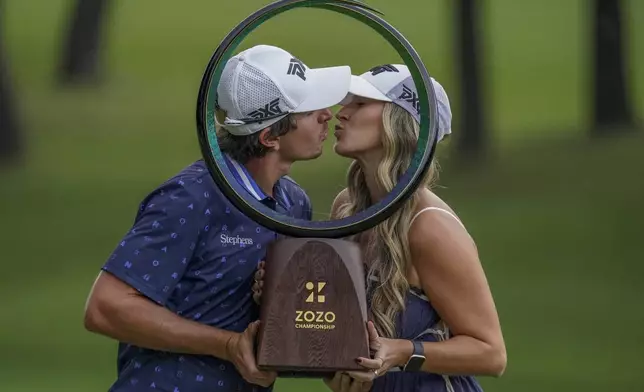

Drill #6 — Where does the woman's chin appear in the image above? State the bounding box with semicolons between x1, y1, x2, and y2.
333;144;354;158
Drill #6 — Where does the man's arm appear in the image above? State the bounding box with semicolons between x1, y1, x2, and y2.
84;177;276;386
83;178;233;357
84;270;235;360
84;273;274;386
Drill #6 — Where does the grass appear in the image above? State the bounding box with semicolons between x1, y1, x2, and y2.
1;0;643;391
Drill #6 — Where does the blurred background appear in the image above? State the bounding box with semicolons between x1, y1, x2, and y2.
1;0;643;391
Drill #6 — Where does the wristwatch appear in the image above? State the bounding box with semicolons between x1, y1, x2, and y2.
402;340;425;372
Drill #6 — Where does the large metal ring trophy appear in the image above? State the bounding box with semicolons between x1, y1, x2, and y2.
196;0;440;379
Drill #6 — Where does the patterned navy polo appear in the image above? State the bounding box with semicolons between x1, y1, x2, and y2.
101;157;312;392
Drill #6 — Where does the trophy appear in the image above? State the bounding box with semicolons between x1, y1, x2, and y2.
196;0;441;377
256;238;369;376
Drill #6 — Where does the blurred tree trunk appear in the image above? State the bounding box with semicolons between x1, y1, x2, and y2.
592;0;635;135
58;0;110;85
454;0;487;162
0;0;23;166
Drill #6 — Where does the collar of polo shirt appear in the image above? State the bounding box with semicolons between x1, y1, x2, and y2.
223;154;293;211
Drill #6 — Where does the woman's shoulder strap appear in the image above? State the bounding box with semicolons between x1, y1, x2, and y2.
410;207;465;229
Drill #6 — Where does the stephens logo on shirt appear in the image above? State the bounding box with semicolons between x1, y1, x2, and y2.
220;233;254;246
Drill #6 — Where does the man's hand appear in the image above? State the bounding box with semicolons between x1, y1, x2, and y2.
227;320;276;387
323;372;372;392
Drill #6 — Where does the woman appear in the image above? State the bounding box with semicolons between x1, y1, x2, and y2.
254;64;506;392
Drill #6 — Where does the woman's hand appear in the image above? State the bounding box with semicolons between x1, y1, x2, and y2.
324;372;373;392
252;261;265;305
347;321;413;382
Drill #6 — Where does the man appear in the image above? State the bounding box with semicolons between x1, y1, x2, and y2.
83;44;352;392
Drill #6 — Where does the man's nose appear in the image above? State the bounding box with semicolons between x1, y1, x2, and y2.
318;108;333;123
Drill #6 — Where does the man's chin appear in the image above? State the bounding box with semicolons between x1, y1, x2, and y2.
307;150;324;161
293;148;325;162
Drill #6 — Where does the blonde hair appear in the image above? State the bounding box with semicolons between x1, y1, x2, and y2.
334;103;439;338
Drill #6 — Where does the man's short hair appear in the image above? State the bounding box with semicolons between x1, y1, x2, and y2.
216;112;297;164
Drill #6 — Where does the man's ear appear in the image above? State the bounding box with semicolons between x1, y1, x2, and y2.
258;128;280;151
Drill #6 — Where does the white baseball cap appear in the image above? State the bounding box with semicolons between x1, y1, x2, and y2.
216;45;352;136
342;64;452;142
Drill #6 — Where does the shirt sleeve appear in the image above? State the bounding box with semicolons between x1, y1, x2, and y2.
101;178;208;306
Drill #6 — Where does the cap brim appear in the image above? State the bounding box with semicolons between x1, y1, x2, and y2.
340;75;393;105
293;66;352;113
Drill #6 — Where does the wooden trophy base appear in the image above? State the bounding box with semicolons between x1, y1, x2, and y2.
256;237;370;377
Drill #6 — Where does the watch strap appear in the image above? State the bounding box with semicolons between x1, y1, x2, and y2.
411;340;424;356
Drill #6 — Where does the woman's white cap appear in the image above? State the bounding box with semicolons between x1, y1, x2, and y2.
342;64;452;142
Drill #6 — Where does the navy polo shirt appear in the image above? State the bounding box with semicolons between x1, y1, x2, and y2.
101;158;312;392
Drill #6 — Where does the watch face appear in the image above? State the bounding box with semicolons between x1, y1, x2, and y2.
405;354;425;371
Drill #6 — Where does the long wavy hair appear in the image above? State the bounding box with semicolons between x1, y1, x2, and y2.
334;103;439;338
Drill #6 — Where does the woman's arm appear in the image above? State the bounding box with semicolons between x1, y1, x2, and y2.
406;211;507;376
